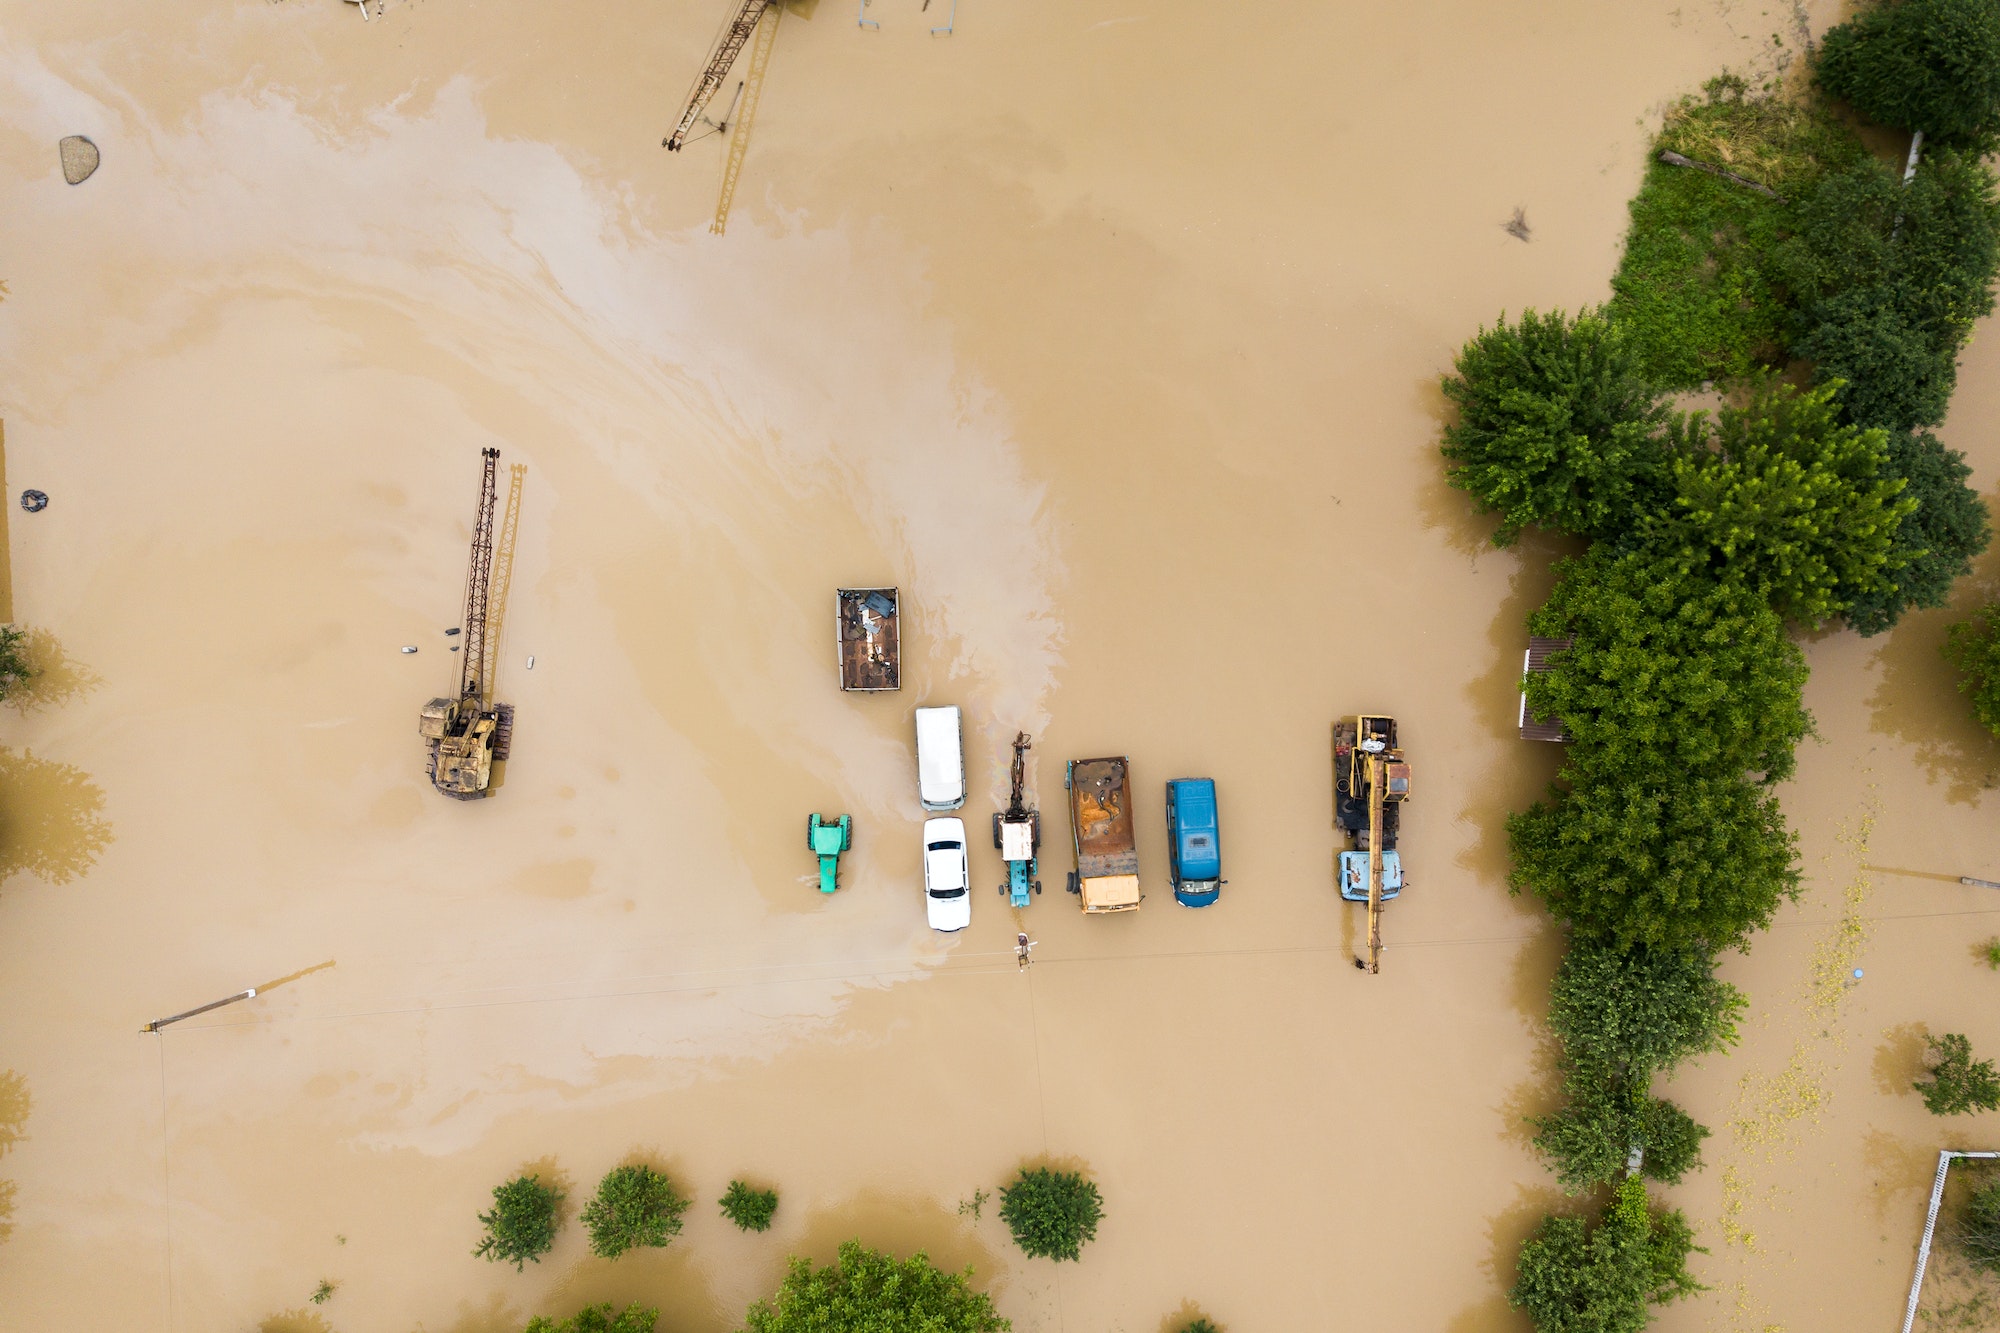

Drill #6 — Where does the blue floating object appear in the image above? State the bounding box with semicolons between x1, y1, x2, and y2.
1852;969;1864;979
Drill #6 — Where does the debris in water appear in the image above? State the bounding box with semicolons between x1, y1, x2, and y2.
19;490;47;513
58;136;99;186
401;646;418;654
526;655;536;669
1503;207;1531;242
445;627;461;636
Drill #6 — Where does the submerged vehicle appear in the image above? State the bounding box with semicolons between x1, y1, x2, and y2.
915;705;966;812
1165;777;1224;907
1333;715;1412;974
1065;756;1141;914
922;816;971;932
837;587;900;692
419;448;515;799
807;813;852;894
993;731;1042;907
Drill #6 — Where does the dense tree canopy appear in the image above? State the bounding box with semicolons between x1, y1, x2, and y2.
1917;1032;2000;1115
526;1305;656;1333
1533;1079;1710;1193
1945;602;2000;737
998;1168;1103;1263
1511;1179;1703;1333
742;1242;1010;1333
1440;309;1670;545
1547;940;1746;1079
1816;0;2000;146
474;1173;565;1272
1510;755;1801;953
1524;549;1812;780
1649;381;1912;621
1845;429;1992;634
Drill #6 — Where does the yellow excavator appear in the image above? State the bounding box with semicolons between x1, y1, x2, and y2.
419;448;515;799
1333;715;1412;974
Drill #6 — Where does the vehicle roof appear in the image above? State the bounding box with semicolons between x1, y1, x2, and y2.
1168;777;1216;824
923;816;965;840
915;707;964;802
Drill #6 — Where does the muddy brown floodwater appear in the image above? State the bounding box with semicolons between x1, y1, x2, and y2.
0;1;1996;1329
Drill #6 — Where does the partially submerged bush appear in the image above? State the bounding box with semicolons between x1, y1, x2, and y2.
998;1167;1103;1263
1548;939;1746;1079
1844;429;1991;635
719;1179;778;1233
743;1241;1009;1333
1917;1033;2000;1115
1533;1079;1711;1192
474;1172;565;1272
1511;1178;1704;1333
1945;603;2000;738
525;1304;657;1333
1959;1177;2000;1276
1439;309;1669;545
1817;0;2000;147
581;1164;690;1260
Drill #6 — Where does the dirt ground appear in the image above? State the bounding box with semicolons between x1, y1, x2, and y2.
0;0;1995;1329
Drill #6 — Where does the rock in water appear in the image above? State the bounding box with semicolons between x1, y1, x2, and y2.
58;136;99;186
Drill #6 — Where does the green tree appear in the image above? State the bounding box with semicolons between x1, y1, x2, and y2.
581;1164;690;1260
1816;0;2000;147
1958;1176;2000;1275
1547;940;1747;1078
1510;755;1802;953
1916;1032;2000;1115
1945;602;2000;737
1649;380;1913;622
474;1173;565;1272
1523;548;1812;781
719;1180;778;1233
742;1241;1009;1333
1178;1321;1222;1333
1440;309;1670;545
997;1167;1103;1263
525;1304;657;1333
1533;1078;1710;1192
0;627;33;704
1511;1179;1703;1333
1844;430;1991;634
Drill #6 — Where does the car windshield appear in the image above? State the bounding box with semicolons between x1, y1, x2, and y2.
925;840;962;851
929;886;966;898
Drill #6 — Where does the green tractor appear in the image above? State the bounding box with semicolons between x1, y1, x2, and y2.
807;813;853;894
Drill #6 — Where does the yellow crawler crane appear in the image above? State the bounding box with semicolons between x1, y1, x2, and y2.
419;448;515;799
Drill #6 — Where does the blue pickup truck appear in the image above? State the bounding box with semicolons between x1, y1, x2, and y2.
1164;778;1224;907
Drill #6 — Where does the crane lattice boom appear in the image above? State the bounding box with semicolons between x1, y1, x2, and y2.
665;0;776;151
459;447;500;702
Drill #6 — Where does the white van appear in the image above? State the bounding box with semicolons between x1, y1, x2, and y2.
914;705;966;811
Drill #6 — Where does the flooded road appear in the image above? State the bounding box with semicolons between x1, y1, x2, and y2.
0;0;1996;1329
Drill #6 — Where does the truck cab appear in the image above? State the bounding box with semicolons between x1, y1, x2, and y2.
1164;778;1224;907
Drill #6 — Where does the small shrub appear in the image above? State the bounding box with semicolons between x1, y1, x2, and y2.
957;1188;990;1219
1917;1033;2000;1115
719;1180;778;1233
998;1167;1103;1263
1945;603;2000;738
1983;939;2000;970
1179;1321;1222;1333
1439;308;1669;545
473;1172;564;1272
580;1164;690;1260
1959;1177;2000;1275
310;1279;335;1305
1816;0;2000;147
525;1303;658;1333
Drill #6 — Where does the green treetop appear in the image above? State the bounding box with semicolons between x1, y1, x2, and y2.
1817;0;2000;147
473;1173;565;1272
526;1304;657;1333
580;1164;690;1260
741;1241;1009;1333
1512;1177;1704;1333
1845;430;1991;634
1945;601;2000;737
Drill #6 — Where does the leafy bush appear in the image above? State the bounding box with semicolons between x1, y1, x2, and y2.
743;1241;1010;1333
474;1173;565;1272
1917;1033;2000;1115
1533;1079;1711;1192
719;1180;778;1233
1844;429;1991;634
1439;309;1670;545
998;1167;1103;1263
1510;754;1801;953
1511;1178;1704;1333
525;1304;657;1333
1523;548;1811;781
580;1164;690;1260
1945;603;2000;737
1548;940;1746;1078
1816;0;2000;146
1649;379;1913;622
0;627;33;704
1959;1177;2000;1275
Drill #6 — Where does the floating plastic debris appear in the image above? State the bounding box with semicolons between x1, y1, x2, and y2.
19;490;47;513
401;646;418;654
59;136;99;186
526;655;536;669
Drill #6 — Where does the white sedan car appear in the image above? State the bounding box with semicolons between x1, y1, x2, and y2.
923;817;972;933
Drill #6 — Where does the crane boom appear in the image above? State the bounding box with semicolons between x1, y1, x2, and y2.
459;447;501;702
1365;753;1384;974
710;0;782;234
665;0;777;151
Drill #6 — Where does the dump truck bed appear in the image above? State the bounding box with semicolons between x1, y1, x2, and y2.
1068;756;1140;912
836;587;900;691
